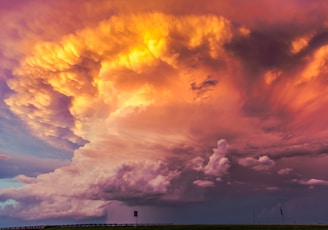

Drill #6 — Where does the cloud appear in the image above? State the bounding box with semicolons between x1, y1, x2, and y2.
295;178;328;188
238;155;275;171
188;157;204;172
94;160;180;202
191;78;219;101
278;168;293;175
0;137;233;220
14;175;37;184
2;7;327;220
203;139;230;177
4;13;238;152
188;139;230;182
0;13;242;220
0;154;9;159
193;180;214;188
0;167;109;220
3;0;328;224
290;33;313;54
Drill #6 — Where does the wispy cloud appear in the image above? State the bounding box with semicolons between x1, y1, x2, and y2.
0;154;9;159
193;180;215;188
295;178;328;186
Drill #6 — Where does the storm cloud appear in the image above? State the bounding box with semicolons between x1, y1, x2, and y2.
1;0;328;225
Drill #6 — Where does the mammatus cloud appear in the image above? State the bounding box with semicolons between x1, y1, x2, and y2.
3;1;328;223
4;13;238;151
1;13;243;219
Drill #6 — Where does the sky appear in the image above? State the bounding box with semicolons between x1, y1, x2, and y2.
1;0;328;227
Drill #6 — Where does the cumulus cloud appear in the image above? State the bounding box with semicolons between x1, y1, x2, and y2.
238;155;275;171
4;13;239;152
3;0;328;223
204;139;230;178
94;160;180;201
0;164;108;220
0;137;232;220
188;139;230;186
0;13;242;219
188;139;230;187
188;156;205;172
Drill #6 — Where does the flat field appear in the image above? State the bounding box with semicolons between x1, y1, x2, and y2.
44;225;328;230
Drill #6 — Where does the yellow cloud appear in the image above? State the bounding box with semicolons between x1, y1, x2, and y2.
6;13;238;150
290;34;312;54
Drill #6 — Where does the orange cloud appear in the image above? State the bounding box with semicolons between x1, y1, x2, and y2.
5;13;242;151
1;12;249;219
3;0;328;222
290;34;313;54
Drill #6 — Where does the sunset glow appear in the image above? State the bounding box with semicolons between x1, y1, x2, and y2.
1;0;328;226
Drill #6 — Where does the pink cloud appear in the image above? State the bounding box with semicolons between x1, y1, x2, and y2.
0;138;232;220
193;180;215;188
96;160;180;199
238;155;275;171
188;156;205;172
204;139;230;177
3;0;328;223
188;139;230;182
14;175;37;184
297;179;328;186
278;168;293;175
0;154;9;159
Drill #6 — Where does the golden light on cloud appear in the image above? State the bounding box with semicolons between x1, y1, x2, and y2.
3;1;328;224
300;45;328;84
5;13;242;150
290;34;312;54
264;70;281;85
238;26;251;37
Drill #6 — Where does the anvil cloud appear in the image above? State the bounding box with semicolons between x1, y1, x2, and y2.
1;0;328;226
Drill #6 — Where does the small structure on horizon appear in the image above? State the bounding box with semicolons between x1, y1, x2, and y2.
280;207;285;224
134;210;138;226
